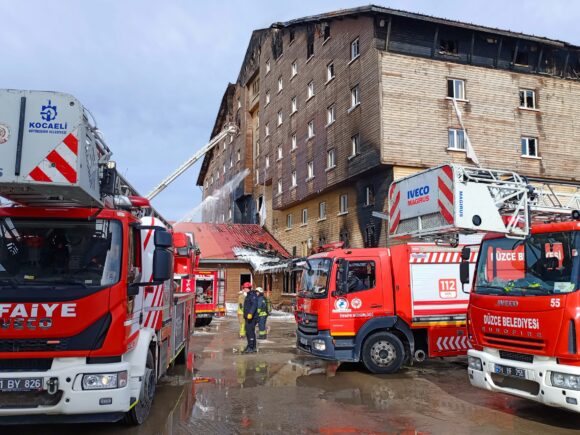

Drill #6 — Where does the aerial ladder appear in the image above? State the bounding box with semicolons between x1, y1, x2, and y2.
146;123;237;200
388;163;580;245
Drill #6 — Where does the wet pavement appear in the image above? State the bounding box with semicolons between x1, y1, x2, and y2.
13;315;580;434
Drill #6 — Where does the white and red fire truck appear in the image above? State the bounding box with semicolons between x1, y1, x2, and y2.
0;89;197;424
389;163;580;412
295;241;478;374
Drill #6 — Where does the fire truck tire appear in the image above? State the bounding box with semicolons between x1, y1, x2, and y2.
195;317;212;327
361;332;405;374
124;348;156;425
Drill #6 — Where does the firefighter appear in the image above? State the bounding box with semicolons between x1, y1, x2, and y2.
237;282;251;338
256;287;271;340
242;283;259;354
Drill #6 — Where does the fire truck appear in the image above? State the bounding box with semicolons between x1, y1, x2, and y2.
0;89;197;424
295;242;478;374
388;163;580;412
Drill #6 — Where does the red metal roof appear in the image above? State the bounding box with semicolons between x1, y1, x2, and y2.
173;223;289;260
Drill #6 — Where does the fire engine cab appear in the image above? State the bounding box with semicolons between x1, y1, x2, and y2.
389;163;580;412
295;242;477;374
0;89;195;424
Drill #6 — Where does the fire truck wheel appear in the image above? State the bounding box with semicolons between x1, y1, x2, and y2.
195;317;212;327
361;332;405;374
124;348;156;425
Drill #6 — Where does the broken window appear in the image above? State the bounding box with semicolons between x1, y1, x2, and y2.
521;136;538;157
272;30;283;60
307;25;315;59
364;185;375;206
289;28;295;44
448;128;466;150
439;39;458;55
514;49;529;66
323;23;330;41
339;229;350;248
447;78;465;100
519;89;536;109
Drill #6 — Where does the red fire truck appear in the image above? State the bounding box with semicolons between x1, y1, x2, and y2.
295;243;477;374
0;89;195;424
389;164;580;412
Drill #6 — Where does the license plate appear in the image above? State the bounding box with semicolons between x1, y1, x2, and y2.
495;364;526;379
0;377;43;392
299;337;308;346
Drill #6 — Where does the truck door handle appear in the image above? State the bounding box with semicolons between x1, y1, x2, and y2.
370;304;382;308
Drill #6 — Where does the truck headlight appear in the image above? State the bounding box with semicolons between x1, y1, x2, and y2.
312;339;326;351
551;372;580;390
468;356;482;371
82;371;128;390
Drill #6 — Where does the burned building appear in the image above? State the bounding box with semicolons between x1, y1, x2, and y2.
197;5;580;299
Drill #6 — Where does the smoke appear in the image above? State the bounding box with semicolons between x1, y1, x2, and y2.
176;168;250;224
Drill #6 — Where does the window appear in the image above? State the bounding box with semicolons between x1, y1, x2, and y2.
319;202;326;219
229;156;233;168
307;81;315;99
291;96;297;114
308;120;315;138
307;161;314;179
252;78;260;96
439;39;458;55
344;261;376;293
350;38;360;60
210;175;214;185
265;156;270;168
448;128;466;150
323;23;330;41
447;79;465;100
351;134;360;157
326;149;335;169
237;150;241;162
265;59;271;74
291;61;298;77
521;136;539;157
302;208;308;224
514;49;529;66
326;62;335;82
364;185;375;206
237;98;241;109
339;194;348;214
286;213;293;229
255;169;259;184
277;179;282;195
307;40;314;59
256;140;260;155
291;170;297;187
291;133;297;150
277;110;283;126
223;163;226;174
228;207;232;220
277;144;283;160
326;104;335;125
265;90;271;105
278;76;283;92
265;123;270;137
519;89;536;109
223;141;227;150
350;85;360;108
289;28;295;44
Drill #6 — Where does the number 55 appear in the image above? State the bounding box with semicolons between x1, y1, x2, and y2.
550;298;561;308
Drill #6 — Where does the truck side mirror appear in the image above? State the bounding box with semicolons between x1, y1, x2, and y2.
461;246;471;261
335;258;349;296
152;248;173;283
154;229;173;248
460;262;470;286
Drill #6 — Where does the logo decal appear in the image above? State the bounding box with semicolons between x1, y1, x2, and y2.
40;100;58;121
496;300;518;307
351;298;362;309
333;298;350;312
0;124;9;144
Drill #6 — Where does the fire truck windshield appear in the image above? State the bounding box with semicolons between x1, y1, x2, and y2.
0;218;122;289
475;231;580;296
299;258;332;299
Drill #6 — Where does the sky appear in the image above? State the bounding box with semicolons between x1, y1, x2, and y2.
1;0;578;221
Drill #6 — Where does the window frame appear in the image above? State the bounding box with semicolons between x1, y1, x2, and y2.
307;161;314;180
350;84;360;109
265;90;271;106
339;193;348;214
286;213;293;229
448;128;466;151
277;76;283;93
326;148;336;169
519;89;536;109
307;81;315;99
319;201;327;220
350;37;360;61
291;132;297;150
291;170;297;187
343;260;377;294
447;78;466;100
326;62;335;82
350;134;360;157
291;96;298;114
521;136;539;158
277;110;283;126
326;104;335;125
291;60;298;78
277;179;283;195
301;208;308;225
307;120;315;138
277;144;283;161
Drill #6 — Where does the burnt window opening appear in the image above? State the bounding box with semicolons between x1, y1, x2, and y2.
439;39;458;55
292;246;297;257
365;225;376;248
364;185;375;207
318;235;327;247
272;31;283;60
323;23;330;41
340;229;350;248
307;25;315;59
513;48;529;66
289;28;295;44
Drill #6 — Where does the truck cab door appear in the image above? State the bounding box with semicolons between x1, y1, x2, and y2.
329;258;384;337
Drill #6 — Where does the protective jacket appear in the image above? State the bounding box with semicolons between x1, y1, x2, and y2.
243;290;259;320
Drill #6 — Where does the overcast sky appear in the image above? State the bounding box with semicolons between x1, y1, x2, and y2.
2;1;577;221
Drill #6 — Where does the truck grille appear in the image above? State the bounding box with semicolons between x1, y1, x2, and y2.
296;312;318;335
483;333;544;352
0;391;63;409
0;339;69;353
0;358;53;372
499;350;534;364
